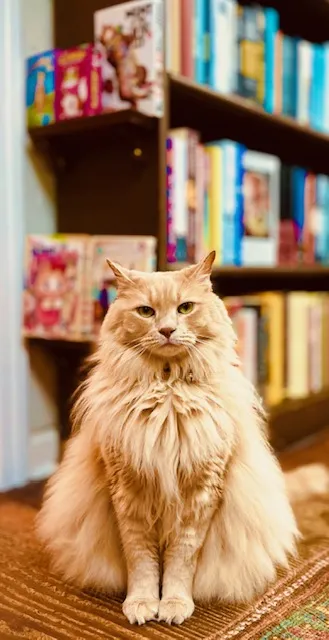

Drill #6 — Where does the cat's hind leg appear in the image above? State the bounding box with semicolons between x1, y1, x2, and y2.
36;431;126;593
193;437;299;603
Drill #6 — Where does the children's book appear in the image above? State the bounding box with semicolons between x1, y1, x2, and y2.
94;0;164;116
241;151;280;266
87;235;157;335
26;50;57;127
22;234;90;340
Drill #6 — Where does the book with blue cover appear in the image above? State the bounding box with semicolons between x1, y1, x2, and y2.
264;8;279;113
282;36;298;117
221;140;245;265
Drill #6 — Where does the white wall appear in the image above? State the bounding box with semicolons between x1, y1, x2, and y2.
21;0;59;479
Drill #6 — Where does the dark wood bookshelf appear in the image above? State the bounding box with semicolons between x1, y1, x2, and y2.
170;74;329;175
25;0;329;448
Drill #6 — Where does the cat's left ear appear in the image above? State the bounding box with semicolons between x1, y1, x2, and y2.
106;259;135;294
182;251;216;285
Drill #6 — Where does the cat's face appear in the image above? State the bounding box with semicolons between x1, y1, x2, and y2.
103;252;224;360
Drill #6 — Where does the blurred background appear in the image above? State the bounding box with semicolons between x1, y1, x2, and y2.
2;0;329;491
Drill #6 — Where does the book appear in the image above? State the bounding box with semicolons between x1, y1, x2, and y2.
55;45;102;120
210;0;237;94
166;0;181;74
26;50;57;127
278;164;298;266
286;293;310;399
181;0;194;78
296;40;312;124
206;143;222;265
236;4;265;105
86;235;157;335
241;150;280;266
22;234;90;340
166;136;176;263
94;0;164;117
221;140;245;265
195;0;210;85
309;44;325;132
281;36;298;117
264;8;280;113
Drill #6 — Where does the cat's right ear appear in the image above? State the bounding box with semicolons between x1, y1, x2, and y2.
106;259;134;293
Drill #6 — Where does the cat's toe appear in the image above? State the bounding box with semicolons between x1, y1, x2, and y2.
158;597;195;625
122;596;160;625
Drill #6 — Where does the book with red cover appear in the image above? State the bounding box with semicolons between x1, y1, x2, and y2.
181;0;193;79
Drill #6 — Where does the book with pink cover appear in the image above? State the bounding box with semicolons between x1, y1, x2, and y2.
87;235;157;335
22;234;90;340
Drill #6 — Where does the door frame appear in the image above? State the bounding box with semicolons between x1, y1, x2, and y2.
0;0;29;490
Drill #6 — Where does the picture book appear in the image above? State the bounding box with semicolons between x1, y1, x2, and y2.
55;45;102;120
87;235;157;335
22;234;89;340
241;150;280;266
26;50;57;127
94;0;164;117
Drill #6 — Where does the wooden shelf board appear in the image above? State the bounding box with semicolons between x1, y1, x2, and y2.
28;110;157;143
270;389;329;450
169;73;329;175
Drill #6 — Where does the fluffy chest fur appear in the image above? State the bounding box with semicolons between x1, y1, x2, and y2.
93;371;235;504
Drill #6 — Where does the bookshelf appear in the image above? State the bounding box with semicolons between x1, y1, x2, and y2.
27;0;329;447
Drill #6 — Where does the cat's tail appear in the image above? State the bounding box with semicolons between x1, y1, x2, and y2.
36;429;126;592
284;463;329;504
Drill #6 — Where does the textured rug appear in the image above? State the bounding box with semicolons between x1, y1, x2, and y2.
0;497;328;640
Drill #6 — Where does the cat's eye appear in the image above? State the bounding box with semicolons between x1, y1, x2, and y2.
177;302;194;315
136;306;155;318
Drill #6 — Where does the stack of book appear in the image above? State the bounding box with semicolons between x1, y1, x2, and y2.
225;292;329;406
166;0;329;128
22;234;157;340
166;128;329;267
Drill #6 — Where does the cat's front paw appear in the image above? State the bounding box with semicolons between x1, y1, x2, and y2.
158;597;195;625
122;596;160;625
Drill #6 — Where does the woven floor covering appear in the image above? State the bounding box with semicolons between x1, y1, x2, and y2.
0;496;328;640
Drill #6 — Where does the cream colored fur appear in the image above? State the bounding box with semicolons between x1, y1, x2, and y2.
37;253;300;626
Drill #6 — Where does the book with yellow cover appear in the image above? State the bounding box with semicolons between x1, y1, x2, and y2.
260;292;285;406
206;144;222;265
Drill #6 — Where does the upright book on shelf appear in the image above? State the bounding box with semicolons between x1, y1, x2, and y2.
22;234;90;340
86;235;157;336
94;0;164;116
241;151;280;266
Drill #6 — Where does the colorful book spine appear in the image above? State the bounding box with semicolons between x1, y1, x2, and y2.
310;44;325;132
282;36;298;117
195;144;205;262
172;131;188;261
206;144;222;264
292;167;307;259
166;136;176;263
195;0;210;84
187;130;200;263
264;8;279;113
221;140;244;265
166;0;181;74
236;4;265;105
181;0;194;78
324;43;329;133
210;0;231;93
297;40;312;124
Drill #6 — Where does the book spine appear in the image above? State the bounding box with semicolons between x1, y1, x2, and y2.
181;0;194;78
166;136;176;263
207;145;222;264
292;167;306;260
187;130;199;263
195;0;209;84
264;8;279;113
282;36;298;117
237;5;265;104
195;144;205;262
303;172;316;265
210;0;230;93
297;40;312;124
165;0;172;71
203;149;211;253
173;132;188;262
152;0;164;116
221;140;236;265
235;143;245;266
324;44;329;133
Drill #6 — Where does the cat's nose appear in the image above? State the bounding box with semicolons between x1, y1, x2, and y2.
159;327;175;339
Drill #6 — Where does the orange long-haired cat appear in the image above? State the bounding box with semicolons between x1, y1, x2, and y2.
37;253;300;625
